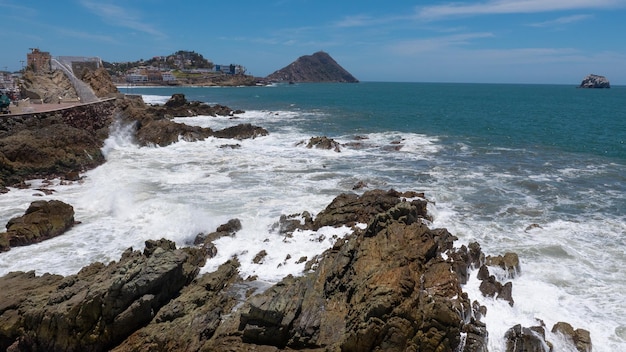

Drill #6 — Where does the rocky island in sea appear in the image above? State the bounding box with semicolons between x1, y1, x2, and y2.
579;74;611;88
0;54;593;351
266;51;359;83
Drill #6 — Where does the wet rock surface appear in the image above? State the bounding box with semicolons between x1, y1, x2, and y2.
552;322;592;352
504;324;550;352
0;239;206;351
0;200;75;252
147;93;244;118
121;94;267;147
304;136;342;152
0;190;594;351
0;100;116;186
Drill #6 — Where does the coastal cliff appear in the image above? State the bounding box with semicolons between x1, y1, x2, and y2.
266;51;359;83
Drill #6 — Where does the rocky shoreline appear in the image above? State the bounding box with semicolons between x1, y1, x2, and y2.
0;70;593;351
0;190;592;351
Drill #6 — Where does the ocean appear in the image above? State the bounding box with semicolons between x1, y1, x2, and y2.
1;82;624;351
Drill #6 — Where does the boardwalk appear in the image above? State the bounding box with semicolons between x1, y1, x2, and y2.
3;97;116;117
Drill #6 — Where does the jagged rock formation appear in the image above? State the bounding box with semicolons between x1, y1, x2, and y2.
80;67;119;98
0;200;75;252
297;136;342;152
121;94;267;147
579;74;610;88
19;70;80;103
0;239;205;352
552;322;592;352
266;51;359;83
504;324;551;351
0;189;594;351
504;321;592;352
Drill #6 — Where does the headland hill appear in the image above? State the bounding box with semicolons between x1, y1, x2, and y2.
107;49;359;86
0;48;596;352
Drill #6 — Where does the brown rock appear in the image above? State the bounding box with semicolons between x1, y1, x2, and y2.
505;324;550;352
212;191;486;351
252;250;268;264
312;189;430;230
20;69;78;103
0;200;75;252
0;190;493;352
164;93;187;108
0;239;206;351
486;252;521;278
552;322;592;352
305;136;341;152
80;67;119;98
112;260;242;352
479;275;514;306
211;123;269;140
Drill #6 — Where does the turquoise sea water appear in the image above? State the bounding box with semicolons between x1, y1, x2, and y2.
2;82;624;351
133;82;626;350
129;82;626;159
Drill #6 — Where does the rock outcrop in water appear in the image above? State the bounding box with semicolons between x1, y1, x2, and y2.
266;51;359;83
0;190;487;351
579;74;610;88
0;189;594;351
122;94;268;147
0;200;75;252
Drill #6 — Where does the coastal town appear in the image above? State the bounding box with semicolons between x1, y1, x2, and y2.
0;48;257;115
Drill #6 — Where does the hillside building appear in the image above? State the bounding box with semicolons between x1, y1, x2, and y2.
27;48;51;73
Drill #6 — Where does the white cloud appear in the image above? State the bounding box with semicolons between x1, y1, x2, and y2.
390;32;495;54
334;15;373;28
79;0;166;38
55;27;117;43
528;14;594;27
416;0;624;20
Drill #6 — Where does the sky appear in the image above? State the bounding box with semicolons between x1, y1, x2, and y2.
1;0;625;84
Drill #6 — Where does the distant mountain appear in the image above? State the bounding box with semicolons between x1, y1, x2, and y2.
266;51;358;83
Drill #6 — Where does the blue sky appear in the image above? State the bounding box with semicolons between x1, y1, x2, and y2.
1;0;625;84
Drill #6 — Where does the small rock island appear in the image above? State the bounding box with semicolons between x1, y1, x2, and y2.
579;74;610;88
266;51;359;83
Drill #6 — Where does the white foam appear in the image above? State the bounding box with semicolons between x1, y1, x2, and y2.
0;98;623;351
141;94;170;105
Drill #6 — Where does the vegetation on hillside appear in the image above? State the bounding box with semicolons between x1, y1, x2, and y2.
103;50;214;76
